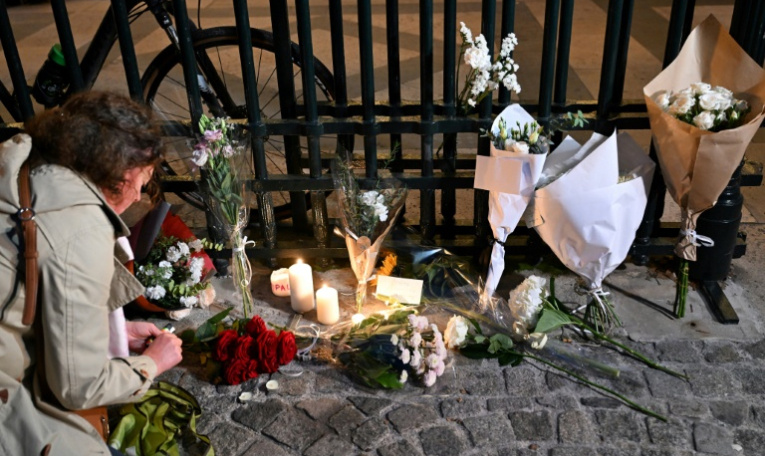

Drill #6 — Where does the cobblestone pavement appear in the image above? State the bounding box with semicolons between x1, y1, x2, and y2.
145;226;765;456
161;334;765;456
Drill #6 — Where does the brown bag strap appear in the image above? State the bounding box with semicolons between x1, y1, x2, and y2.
18;162;38;326
17;162;109;441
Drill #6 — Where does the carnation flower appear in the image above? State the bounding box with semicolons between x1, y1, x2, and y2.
177;242;190;256
511;141;530;155
713;85;733;98
444;316;469;349
425;354;441;369
699;92;730;111
423;370;437;387
145;285;166;300
166;246;182;263
410;349;422;368
509;275;547;329
459;22;473;44
373;203;389;222
409;332;422;348
159;261;172;269
189;239;204;252
399;348;411;364
180;295;198;307
399;370;408;384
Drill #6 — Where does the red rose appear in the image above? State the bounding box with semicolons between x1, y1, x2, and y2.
276;331;297;366
246;360;259;379
224;359;248;385
214;329;238;362
256;330;278;374
245;316;267;337
234;336;255;361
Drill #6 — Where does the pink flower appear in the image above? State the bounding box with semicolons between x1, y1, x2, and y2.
410;349;421;368
434;359;446;377
204;129;223;142
423;370;437;387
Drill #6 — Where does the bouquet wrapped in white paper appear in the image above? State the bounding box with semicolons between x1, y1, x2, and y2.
530;132;655;332
643;15;765;317
474;104;549;300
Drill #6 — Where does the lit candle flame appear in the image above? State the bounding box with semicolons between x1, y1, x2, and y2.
297;259;303;264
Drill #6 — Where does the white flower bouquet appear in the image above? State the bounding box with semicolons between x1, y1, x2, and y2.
329;310;447;389
475;104;587;299
643;16;765;317
192;115;256;317
331;158;407;313
457;22;521;114
529;132;655;332
135;235;221;311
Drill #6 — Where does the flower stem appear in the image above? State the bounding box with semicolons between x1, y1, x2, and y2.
520;351;667;422
674;259;689;318
574;322;688;380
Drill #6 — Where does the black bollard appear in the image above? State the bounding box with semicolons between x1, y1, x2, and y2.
688;160;744;324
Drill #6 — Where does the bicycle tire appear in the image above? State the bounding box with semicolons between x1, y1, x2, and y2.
141;26;337;219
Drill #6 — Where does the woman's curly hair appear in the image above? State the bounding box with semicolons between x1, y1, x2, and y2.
25;91;164;198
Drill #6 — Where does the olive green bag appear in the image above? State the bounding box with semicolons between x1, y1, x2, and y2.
108;381;214;456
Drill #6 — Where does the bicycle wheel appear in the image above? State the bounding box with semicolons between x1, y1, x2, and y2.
141;26;338;220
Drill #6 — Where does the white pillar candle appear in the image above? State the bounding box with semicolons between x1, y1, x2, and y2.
316;285;340;325
288;259;314;313
270;268;291;297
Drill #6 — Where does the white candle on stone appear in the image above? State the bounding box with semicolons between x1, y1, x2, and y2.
316;285;339;325
288;259;314;313
270;268;291;297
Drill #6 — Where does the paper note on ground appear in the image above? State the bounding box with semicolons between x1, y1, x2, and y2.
376;276;423;305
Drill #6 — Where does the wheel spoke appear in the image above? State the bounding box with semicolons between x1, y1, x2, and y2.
259;67;278;102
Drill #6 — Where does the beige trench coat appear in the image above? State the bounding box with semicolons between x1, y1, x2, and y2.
0;134;157;455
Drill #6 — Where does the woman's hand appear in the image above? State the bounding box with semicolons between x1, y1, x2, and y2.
126;321;163;354
143;333;183;375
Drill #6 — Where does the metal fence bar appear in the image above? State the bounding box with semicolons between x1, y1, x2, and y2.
295;0;330;259
611;0;635;107
441;0;458;234
0;0;34;120
386;0;404;171
232;0;276;250
537;0;560;128
358;0;378;178
110;0;143;102
269;0;309;230
596;0;624;125
474;0;496;243
498;0;516;106
554;0;574;106
328;0;352;159
50;0;85;93
420;0;435;240
170;0;202;123
743;0;764;54
663;0;692;67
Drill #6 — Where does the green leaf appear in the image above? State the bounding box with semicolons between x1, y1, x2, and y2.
534;307;573;334
489;333;514;350
473;335;486;344
207;308;233;325
459;343;495;359
195;322;218;343
498;352;524;367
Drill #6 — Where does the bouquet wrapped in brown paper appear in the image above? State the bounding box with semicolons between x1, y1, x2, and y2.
331;158;407;314
643;15;765;317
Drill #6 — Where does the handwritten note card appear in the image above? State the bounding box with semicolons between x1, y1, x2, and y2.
474;155;523;194
376;276;423;305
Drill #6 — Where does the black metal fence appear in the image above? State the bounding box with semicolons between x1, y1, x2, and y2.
1;0;764;266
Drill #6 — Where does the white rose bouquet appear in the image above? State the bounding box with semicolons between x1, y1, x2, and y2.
135;235;221;311
331;158;407;313
643;16;765;317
